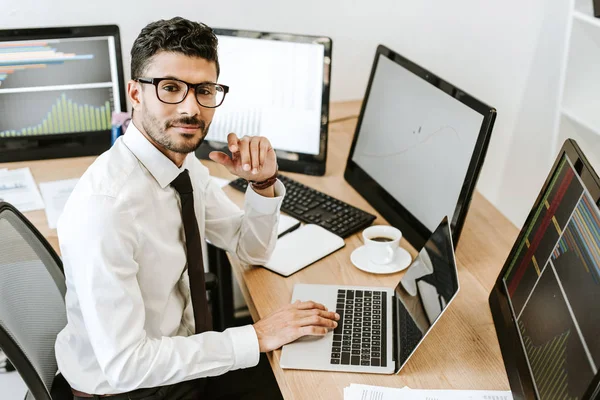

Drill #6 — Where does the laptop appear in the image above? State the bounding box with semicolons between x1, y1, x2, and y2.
280;216;459;374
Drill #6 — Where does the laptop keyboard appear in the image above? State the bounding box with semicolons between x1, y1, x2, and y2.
330;289;387;367
398;301;424;365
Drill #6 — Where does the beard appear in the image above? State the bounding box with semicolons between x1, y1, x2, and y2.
140;107;210;154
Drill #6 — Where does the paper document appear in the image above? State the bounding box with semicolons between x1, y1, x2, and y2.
344;384;513;400
39;179;79;229
0;168;45;212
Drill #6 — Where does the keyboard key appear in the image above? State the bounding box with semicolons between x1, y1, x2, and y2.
361;361;370;366
331;359;340;364
371;358;380;366
331;352;341;358
342;346;350;352
351;356;360;365
352;350;360;355
333;335;342;341
332;347;341;353
341;353;351;365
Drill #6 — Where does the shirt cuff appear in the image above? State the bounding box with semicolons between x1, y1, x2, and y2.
244;179;285;215
225;324;260;370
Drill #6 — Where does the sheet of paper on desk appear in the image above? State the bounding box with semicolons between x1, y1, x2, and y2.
39;179;79;229
344;384;513;400
0;168;45;212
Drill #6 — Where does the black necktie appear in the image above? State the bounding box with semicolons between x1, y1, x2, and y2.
171;170;212;333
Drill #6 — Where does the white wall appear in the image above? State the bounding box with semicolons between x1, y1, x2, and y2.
0;0;570;228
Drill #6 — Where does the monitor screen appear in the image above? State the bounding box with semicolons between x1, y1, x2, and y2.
392;216;459;370
196;29;332;176
344;45;496;249
0;25;126;162
503;153;600;399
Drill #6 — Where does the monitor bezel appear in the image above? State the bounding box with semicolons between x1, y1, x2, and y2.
343;44;496;250
0;25;127;163
195;28;332;176
489;139;600;400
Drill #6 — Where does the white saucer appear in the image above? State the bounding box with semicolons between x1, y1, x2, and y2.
350;245;412;274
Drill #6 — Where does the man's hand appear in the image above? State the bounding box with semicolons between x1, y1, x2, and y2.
208;133;277;182
253;300;340;353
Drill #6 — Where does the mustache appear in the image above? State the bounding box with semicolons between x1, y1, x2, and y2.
165;117;206;130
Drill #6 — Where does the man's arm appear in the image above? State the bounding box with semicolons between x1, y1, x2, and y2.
205;133;283;265
59;194;259;392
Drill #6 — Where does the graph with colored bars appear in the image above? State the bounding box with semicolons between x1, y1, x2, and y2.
503;156;600;399
0;41;93;85
0;93;111;137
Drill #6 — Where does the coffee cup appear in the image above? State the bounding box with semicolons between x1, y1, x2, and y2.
362;225;402;265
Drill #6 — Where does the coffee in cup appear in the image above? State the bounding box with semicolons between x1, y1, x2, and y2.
362;225;402;265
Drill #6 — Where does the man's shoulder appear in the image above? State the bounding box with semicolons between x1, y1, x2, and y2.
75;140;142;199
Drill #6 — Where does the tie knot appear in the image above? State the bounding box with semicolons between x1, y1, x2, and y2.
171;170;193;195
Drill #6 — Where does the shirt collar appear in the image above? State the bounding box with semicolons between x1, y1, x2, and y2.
122;121;191;189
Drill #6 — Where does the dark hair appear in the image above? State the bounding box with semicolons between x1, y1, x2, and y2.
130;17;219;80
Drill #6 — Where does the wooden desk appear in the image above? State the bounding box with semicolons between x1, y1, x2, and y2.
210;101;520;399
0;101;520;399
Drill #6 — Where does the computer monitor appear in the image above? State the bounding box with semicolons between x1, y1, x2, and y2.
0;25;126;162
195;28;332;176
344;45;496;249
490;139;600;399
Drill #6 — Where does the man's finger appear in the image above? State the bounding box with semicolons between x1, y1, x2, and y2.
295;301;327;311
227;132;239;153
250;137;260;174
299;309;339;321
208;151;234;170
259;139;269;168
298;326;329;337
238;136;251;172
295;315;338;329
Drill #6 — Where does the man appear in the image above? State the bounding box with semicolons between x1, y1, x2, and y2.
55;17;339;399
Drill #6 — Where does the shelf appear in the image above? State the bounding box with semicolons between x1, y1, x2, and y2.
574;0;599;17
558;114;600;173
562;17;600;131
573;10;600;30
562;107;600;136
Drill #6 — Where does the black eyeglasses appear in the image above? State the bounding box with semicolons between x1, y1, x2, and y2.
136;77;229;108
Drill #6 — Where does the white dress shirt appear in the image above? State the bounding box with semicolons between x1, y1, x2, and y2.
55;122;284;394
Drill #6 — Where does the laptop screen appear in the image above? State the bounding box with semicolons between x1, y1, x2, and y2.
392;216;459;370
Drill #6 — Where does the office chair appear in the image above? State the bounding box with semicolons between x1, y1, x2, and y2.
0;202;219;399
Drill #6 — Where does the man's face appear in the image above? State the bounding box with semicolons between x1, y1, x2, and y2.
130;51;218;154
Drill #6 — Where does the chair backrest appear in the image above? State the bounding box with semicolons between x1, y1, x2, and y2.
0;202;67;400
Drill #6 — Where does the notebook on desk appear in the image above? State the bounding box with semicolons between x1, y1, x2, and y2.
264;224;345;277
280;216;458;374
